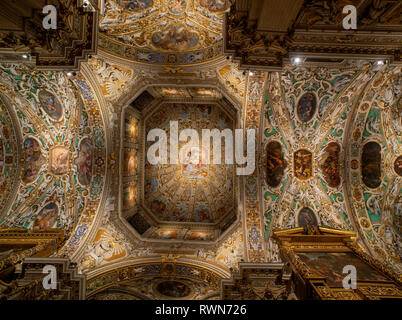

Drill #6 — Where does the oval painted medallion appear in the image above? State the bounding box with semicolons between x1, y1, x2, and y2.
297;92;317;122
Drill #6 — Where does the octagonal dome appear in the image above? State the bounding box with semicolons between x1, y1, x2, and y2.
144;102;235;224
120;88;240;244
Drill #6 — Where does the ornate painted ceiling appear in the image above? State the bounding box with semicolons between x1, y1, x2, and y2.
0;63;107;260
0;0;401;300
0;97;20;217
262;64;402;270
99;0;232;65
144;102;235;225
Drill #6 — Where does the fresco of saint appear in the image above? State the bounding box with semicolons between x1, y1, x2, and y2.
75;138;93;186
23;138;43;184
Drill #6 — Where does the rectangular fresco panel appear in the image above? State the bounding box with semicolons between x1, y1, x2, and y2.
296;252;388;287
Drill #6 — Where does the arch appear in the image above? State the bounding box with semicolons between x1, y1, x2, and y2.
0;94;22;221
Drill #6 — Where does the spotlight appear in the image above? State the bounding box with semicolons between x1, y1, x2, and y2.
83;0;89;7
66;71;76;77
21;54;29;59
293;57;302;64
249;71;254;76
377;60;384;65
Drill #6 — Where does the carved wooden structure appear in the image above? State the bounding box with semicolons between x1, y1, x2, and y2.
224;0;402;70
0;0;99;70
273;227;402;300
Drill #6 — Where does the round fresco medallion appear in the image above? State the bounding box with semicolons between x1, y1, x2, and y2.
297;92;317;122
394;156;402;177
351;159;359;170
156;280;191;298
168;0;186;14
38;90;63;121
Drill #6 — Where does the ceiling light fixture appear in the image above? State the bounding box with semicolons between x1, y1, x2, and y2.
377;60;384;65
249;71;254;76
21;54;29;59
293;57;302;64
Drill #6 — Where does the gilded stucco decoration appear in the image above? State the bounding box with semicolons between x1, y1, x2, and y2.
217;63;246;102
85;260;224;298
262;62;402;273
90;277;219;300
0;63;107;258
87;56;139;103
346;65;402;272
263;64;376;261
197;224;244;271
243;70;267;262
99;0;231;65
0;96;20;217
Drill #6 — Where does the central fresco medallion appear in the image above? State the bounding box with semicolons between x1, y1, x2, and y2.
50;147;69;175
144;103;235;223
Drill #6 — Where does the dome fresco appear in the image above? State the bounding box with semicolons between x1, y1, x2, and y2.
144;103;235;224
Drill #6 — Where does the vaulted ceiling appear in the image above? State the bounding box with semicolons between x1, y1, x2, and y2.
0;0;401;299
98;0;230;66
